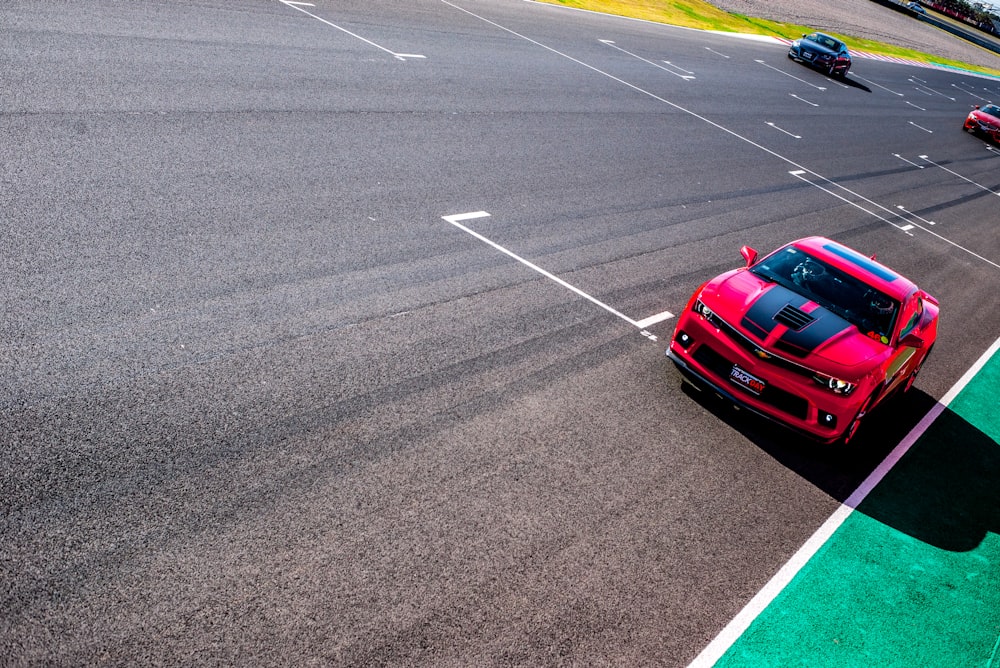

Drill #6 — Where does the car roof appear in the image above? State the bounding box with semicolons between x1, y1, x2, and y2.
785;236;917;300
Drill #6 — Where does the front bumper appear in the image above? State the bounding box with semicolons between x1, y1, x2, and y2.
667;312;865;444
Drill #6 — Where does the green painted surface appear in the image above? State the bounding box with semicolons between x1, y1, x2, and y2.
716;352;1000;667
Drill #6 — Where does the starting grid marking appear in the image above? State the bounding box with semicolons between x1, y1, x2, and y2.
442;212;673;341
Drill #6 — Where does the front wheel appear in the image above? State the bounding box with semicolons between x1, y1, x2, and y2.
902;345;933;393
841;393;875;445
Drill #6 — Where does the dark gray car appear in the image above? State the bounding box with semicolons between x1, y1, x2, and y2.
788;32;852;77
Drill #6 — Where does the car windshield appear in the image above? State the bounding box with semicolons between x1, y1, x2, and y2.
808;34;843;50
750;246;899;341
980;104;1000;117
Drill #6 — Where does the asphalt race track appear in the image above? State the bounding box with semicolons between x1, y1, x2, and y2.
4;0;1000;664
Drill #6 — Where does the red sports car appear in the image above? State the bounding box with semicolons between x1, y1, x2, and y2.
963;103;1000;143
667;237;938;445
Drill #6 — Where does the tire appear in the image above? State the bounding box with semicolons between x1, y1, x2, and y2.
841;393;875;446
902;345;933;394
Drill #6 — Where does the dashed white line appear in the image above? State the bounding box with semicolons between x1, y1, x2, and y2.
897;204;935;225
756;59;826;91
766;122;801;139
789;93;818;107
893;153;924;168
853;74;904;96
920;154;1000;197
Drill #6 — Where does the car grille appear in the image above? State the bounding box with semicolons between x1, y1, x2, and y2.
692;344;810;420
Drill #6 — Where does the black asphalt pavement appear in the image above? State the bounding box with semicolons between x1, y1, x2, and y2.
3;0;999;664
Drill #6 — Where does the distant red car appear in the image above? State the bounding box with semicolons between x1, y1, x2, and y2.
667;237;938;444
963;103;1000;142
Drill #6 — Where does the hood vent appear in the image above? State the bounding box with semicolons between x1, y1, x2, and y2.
774;304;815;331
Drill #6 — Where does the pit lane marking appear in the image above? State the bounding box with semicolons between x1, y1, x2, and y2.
905;101;927;111
277;0;426;61
442;212;672;340
909;121;933;134
704;47;730;59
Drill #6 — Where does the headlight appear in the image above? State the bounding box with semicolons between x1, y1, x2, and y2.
693;299;713;319
792;40;801;47
813;374;856;395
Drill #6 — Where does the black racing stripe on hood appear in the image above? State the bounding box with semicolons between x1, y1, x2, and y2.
776;308;853;358
741;285;810;339
741;284;852;358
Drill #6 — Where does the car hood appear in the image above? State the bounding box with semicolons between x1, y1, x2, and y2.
799;40;838;57
703;270;885;372
971;110;1000;127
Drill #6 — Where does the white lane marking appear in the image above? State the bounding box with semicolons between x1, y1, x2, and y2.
920;154;1000;198
791;170;1000;268
789;93;818;107
689;334;1000;668
442;212;672;334
909;121;933;133
278;0;425;61
441;0;1000;272
893;153;924;168
852;74;904;96
705;47;730;59
635;311;674;329
910;80;955;100
900;224;915;231
444;210;491;223
788;170;912;236
756;59;826;90
905;100;927;111
897;204;935;225
662;60;696;80
952;82;990;102
598;40;694;80
766;122;801;139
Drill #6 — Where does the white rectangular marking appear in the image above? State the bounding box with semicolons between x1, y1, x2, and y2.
635;311;675;329
443;211;490;223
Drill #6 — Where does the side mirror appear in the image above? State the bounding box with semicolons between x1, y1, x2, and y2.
899;332;925;349
740;245;758;267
